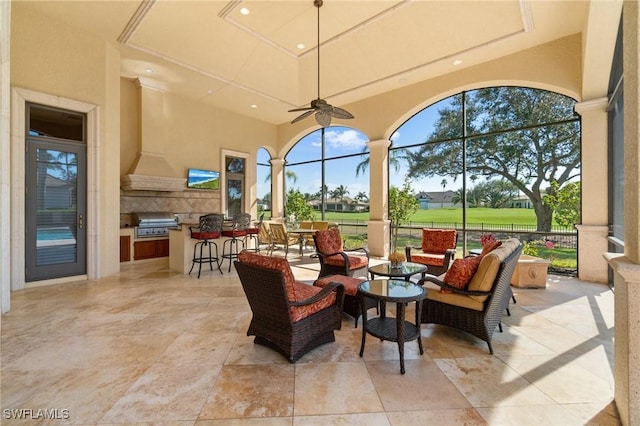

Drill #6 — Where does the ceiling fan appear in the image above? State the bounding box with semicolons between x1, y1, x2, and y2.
289;0;354;127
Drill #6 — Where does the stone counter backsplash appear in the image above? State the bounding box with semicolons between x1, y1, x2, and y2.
120;189;221;227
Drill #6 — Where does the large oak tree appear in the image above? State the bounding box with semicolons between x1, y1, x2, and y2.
406;87;580;231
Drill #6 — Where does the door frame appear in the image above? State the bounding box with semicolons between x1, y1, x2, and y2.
11;87;99;290
220;148;254;217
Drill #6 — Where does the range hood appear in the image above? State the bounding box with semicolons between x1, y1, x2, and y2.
121;78;186;192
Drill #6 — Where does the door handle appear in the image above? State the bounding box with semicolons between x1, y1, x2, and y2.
78;214;84;230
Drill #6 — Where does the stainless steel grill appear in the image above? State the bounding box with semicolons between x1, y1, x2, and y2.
132;212;179;238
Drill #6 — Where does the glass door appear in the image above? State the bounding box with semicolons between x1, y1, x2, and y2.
225;156;245;218
25;104;86;281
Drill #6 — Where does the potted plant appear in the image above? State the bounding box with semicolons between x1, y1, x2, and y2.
388;178;419;267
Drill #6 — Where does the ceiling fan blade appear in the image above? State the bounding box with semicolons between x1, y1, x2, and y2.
330;106;355;120
315;109;332;127
288;106;314;112
291;109;316;124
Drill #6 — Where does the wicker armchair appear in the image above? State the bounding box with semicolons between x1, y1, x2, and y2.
313;228;369;278
417;238;522;354
234;251;344;362
406;228;458;277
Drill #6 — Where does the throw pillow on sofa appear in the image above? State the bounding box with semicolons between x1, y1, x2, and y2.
441;255;482;294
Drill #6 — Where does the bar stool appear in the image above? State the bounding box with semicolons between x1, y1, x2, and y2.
244;213;264;252
222;213;251;272
188;213;223;278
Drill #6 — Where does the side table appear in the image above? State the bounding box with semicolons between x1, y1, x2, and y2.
368;262;427;282
358;279;426;374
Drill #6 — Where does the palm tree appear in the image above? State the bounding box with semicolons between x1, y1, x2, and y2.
355;144;407;177
264;170;298;184
334;185;349;202
354;191;369;203
440;178;448;208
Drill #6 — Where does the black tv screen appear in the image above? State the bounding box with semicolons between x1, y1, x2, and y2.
187;168;219;190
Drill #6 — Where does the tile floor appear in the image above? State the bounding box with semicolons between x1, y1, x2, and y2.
1;252;620;425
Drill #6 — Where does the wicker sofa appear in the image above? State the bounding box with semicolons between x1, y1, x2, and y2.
234;251;344;362
417;238;522;354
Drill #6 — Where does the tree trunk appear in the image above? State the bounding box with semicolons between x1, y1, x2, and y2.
532;201;554;232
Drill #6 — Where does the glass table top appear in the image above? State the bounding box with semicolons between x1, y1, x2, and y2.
368;262;427;277
358;279;425;300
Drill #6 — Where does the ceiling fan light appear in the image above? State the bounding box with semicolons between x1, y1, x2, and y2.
315;110;331;127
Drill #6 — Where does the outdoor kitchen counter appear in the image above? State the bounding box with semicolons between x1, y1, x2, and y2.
169;224;255;274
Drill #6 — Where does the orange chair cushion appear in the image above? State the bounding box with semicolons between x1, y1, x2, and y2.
324;254;368;270
315;228;343;253
315;274;364;296
409;253;445;267
238;251;336;322
191;231;221;240
223;229;247;237
441;255;482;294
291;281;336;322
421;228;457;254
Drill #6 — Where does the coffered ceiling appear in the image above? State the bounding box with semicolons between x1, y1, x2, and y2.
19;0;589;125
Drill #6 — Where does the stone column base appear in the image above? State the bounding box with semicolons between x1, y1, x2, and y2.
367;220;391;258
575;224;609;283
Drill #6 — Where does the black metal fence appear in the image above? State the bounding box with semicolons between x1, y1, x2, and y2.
334;219;578;272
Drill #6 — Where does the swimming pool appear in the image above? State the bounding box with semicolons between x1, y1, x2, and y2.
37;227;75;241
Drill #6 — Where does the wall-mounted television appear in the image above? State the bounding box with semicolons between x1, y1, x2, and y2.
187;168;220;190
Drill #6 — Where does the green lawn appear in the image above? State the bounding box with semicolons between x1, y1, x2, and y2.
320;207;546;226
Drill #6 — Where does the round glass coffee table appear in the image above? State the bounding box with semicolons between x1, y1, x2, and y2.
358;279;426;374
368;261;427;281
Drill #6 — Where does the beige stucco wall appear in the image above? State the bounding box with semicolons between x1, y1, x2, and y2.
120;76;277;180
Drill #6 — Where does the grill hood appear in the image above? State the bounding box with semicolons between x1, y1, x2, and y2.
121;78;186;192
132;212;179;227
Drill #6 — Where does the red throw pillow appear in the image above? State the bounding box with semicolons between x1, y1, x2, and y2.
441;255;482;294
480;239;502;257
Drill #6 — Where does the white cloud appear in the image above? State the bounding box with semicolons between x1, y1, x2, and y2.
324;129;367;150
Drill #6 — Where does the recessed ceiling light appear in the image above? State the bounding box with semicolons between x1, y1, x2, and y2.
453;59;463;66
145;68;153;74
240;7;250;15
207;89;214;94
297;43;305;50
251;104;257;109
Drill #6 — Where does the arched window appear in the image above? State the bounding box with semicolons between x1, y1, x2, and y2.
391;87;580;268
285;126;370;229
256;148;271;219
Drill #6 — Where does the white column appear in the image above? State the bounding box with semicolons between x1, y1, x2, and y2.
270;158;285;221
574;97;609;283
366;139;391;258
0;0;11;312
